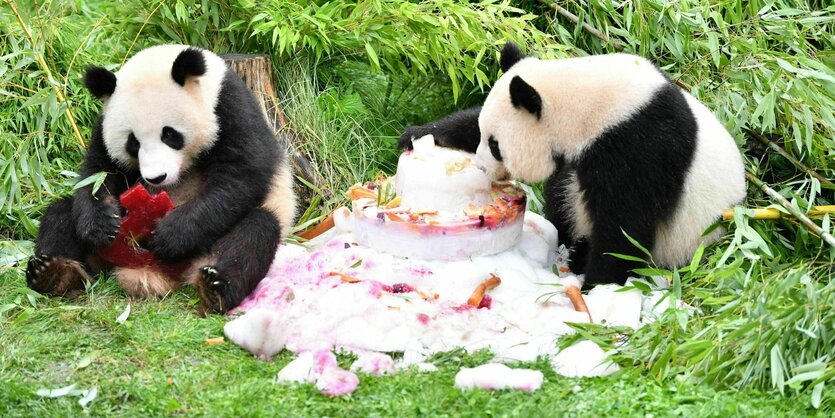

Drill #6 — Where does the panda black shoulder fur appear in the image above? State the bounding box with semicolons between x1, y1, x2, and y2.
400;42;746;287
26;45;296;313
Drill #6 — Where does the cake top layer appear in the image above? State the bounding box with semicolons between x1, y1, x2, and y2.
395;135;493;212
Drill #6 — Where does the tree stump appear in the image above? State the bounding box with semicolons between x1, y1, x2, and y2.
222;54;328;210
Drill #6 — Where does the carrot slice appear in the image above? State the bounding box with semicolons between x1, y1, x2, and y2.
565;285;593;322
298;212;336;240
328;271;362;283
467;274;502;307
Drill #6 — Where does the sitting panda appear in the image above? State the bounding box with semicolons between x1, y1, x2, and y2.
26;45;296;313
400;42;746;287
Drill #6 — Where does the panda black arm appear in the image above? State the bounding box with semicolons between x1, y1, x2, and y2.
148;72;278;261
398;106;482;153
149;136;275;261
71;117;139;249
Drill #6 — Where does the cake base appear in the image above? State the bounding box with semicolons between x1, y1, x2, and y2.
351;182;527;261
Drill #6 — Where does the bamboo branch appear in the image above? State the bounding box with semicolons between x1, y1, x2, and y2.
746;128;833;186
6;0;86;149
537;0;693;91
538;0;623;50
745;172;835;249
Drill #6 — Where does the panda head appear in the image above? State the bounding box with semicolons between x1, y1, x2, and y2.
84;45;225;187
476;42;556;183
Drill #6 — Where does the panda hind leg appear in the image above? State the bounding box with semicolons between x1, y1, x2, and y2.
194;208;280;315
27;197;98;297
581;215;656;288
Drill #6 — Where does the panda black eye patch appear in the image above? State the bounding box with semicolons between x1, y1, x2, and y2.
488;136;503;162
161;126;185;150
126;132;140;158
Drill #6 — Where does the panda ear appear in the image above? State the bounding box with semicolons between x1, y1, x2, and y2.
171;48;206;86
500;42;525;73
83;67;116;99
509;76;542;119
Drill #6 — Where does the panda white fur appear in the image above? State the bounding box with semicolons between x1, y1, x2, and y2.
400;42;746;286
26;45;296;313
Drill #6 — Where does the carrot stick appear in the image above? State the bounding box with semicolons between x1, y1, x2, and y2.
565;285;593;322
204;337;225;345
385;212;405;222
298;212;336;240
467;274;502;307
328;271;362;283
383;196;402;209
346;185;377;200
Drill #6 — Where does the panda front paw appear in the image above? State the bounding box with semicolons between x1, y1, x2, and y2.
76;195;122;249
147;214;196;262
398;126;433;151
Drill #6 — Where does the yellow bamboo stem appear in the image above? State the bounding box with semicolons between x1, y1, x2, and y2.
745;172;835;249
6;0;86;149
723;205;835;221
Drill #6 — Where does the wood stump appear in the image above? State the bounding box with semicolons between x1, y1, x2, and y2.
222;54;327;210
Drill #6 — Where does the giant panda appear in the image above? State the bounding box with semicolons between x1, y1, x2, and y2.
400;42;746;287
25;45;296;313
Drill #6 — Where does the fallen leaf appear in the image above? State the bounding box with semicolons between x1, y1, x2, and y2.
116;303;131;324
36;384;83;398
78;387;98;407
76;350;101;370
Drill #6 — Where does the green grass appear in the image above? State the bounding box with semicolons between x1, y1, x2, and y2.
2;0;835;415
0;274;824;417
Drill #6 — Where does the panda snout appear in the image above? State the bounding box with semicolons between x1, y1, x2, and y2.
144;174;167;185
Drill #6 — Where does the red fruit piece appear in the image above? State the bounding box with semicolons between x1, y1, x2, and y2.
391;283;414;294
477;294;493;309
98;184;188;277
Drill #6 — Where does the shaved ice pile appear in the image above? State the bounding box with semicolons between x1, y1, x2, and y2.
221;136;675;396
222;209;672;396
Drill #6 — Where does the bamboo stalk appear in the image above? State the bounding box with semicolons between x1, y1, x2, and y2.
722;205;835;221
746;172;835;249
746;128;833;186
6;0;86;149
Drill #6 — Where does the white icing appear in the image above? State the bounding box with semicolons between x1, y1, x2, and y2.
395;135;493;212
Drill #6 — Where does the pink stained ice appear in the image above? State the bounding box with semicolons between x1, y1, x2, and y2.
316;367;360;397
232;208;646;394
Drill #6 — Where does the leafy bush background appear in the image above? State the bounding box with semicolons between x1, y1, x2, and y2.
1;0;833;411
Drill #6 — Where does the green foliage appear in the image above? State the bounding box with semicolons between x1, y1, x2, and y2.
1;0;835;413
131;0;566;99
539;0;835;179
528;0;835;409
0;275;827;416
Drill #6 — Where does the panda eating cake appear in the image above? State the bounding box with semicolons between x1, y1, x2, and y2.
348;135;526;261
399;42;746;287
